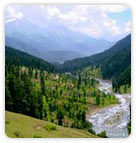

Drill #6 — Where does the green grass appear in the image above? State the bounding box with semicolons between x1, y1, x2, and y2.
5;111;98;138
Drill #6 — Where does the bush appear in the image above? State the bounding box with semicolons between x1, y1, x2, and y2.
98;131;107;138
44;124;57;132
128;126;131;134
84;121;93;129
128;122;131;134
88;128;96;135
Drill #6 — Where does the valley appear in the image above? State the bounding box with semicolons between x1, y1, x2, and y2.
5;5;131;139
5;49;119;137
5;35;131;137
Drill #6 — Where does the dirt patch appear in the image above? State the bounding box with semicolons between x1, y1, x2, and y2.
34;124;43;130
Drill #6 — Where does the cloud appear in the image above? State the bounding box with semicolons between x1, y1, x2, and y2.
5;18;16;23
5;5;131;41
46;6;60;17
5;6;23;23
44;6;88;24
39;5;131;40
58;12;88;23
123;21;131;33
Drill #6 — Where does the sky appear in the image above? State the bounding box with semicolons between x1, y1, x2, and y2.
5;5;131;42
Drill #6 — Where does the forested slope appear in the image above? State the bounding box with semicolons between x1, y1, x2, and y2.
5;46;101;136
59;34;131;89
6;46;118;137
6;46;58;72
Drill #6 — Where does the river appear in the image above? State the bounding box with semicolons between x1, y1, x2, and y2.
88;79;131;138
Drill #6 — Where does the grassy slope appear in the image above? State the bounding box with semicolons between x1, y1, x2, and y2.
5;111;98;138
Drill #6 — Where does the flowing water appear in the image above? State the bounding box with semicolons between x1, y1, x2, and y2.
88;79;131;138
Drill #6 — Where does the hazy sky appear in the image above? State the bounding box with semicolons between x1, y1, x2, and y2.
5;5;131;41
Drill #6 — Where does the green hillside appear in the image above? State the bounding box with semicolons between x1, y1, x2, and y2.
6;46;58;72
5;111;98;138
60;34;131;73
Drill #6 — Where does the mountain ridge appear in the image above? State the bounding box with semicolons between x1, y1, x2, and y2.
5;46;58;72
5;18;114;63
59;34;131;88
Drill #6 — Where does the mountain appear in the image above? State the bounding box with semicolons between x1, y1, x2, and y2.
59;34;131;87
5;46;58;72
42;50;83;64
5;18;114;63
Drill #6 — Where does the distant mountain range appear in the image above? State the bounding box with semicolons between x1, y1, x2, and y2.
5;18;114;63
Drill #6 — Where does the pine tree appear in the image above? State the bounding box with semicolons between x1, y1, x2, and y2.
40;71;46;96
5;77;13;111
96;94;100;105
57;110;64;125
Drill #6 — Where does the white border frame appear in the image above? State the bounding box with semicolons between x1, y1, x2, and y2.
0;0;135;143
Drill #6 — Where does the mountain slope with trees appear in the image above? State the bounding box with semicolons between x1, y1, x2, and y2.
6;46;118;137
6;46;58;72
59;34;131;91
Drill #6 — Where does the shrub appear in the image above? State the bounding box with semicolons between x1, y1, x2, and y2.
128;122;131;134
98;131;107;138
84;121;93;129
44;124;57;132
88;128;96;135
